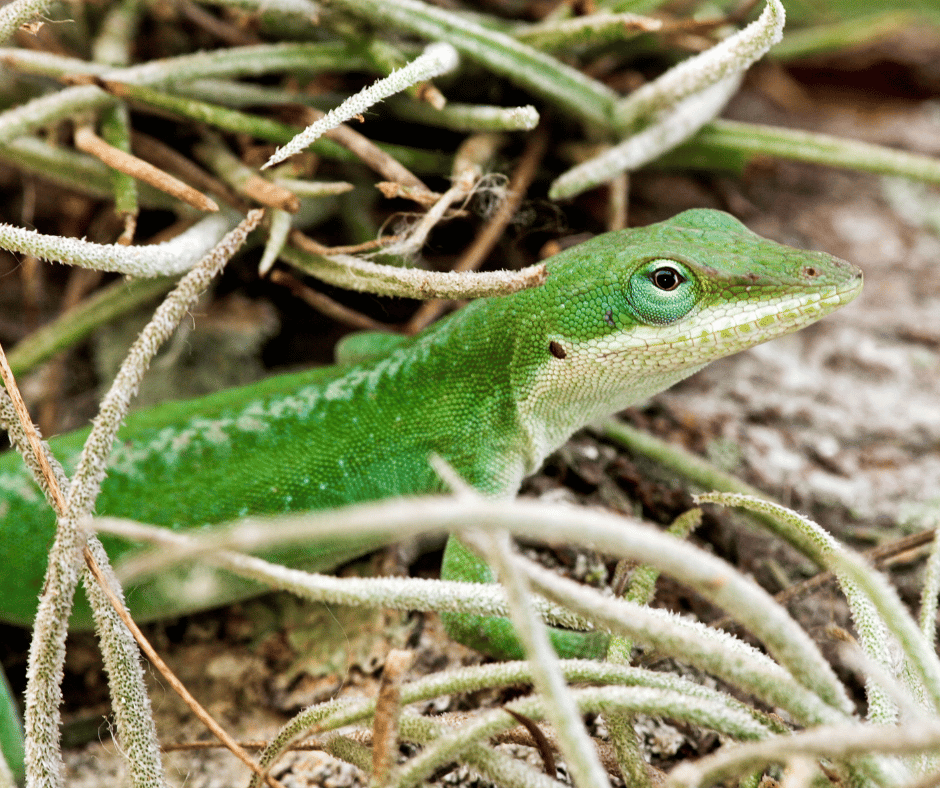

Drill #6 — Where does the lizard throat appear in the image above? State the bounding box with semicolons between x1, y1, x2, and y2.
514;276;861;476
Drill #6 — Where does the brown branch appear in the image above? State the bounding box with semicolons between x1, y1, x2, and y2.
74;125;219;213
289;231;403;257
504;709;556;776
131;131;247;211
0;343;66;513
372;649;413;784
269;270;396;332
299;107;433;202
236;173;300;212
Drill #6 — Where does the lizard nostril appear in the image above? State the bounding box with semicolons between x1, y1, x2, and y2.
803;266;820;277
549;341;567;359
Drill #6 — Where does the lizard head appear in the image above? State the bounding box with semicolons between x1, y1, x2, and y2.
511;209;863;466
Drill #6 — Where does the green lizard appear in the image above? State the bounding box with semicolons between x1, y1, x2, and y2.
0;209;862;660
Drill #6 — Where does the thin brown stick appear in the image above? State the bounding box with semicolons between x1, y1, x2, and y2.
269;270;396;332
504;709;556;776
75;125;219;212
0;343;66;513
236;173;301;212
375;182;441;207
131;131;247;211
405;123;549;334
117;214;137;245
415;81;446;110
82;546;287;788
290;231;403;257
372;649;413;784
299;107;433;201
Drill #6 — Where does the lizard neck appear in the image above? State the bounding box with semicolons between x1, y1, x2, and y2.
514;357;707;476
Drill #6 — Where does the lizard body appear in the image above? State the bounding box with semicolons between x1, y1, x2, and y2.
0;209;862;658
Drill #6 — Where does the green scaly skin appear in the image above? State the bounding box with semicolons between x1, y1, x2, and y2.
0;209;862;661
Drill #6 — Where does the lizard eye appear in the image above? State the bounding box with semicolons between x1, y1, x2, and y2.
625;259;699;325
650;265;684;291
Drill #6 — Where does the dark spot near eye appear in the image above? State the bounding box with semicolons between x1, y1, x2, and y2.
549;341;566;359
604;309;615;328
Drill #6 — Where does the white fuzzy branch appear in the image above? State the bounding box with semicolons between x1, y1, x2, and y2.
263;42;459;169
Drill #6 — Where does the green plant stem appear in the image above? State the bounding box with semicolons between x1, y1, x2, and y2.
105;81;451;174
698;494;940;719
550;75;740;199
514;12;660;51
115;41;365;85
597;0;667;13
319;0;618;129
278;245;546;300
0;84;115;145
385;97;539;132
252;659;785;787
601;417;771;499
471;532;612;788
919;531;940;643
772;11;915;61
0;214;232;277
688;119;940;184
667;721;940;788
391;686;771;788
0;48;110;78
0;139;177;208
613;0;784;131
0;42;364;84
83;539;166;788
91;0;142;66
168;78;336;110
324;736;372;773
99;104;138;220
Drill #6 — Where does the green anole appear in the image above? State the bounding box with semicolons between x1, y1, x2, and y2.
0;209;862;660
